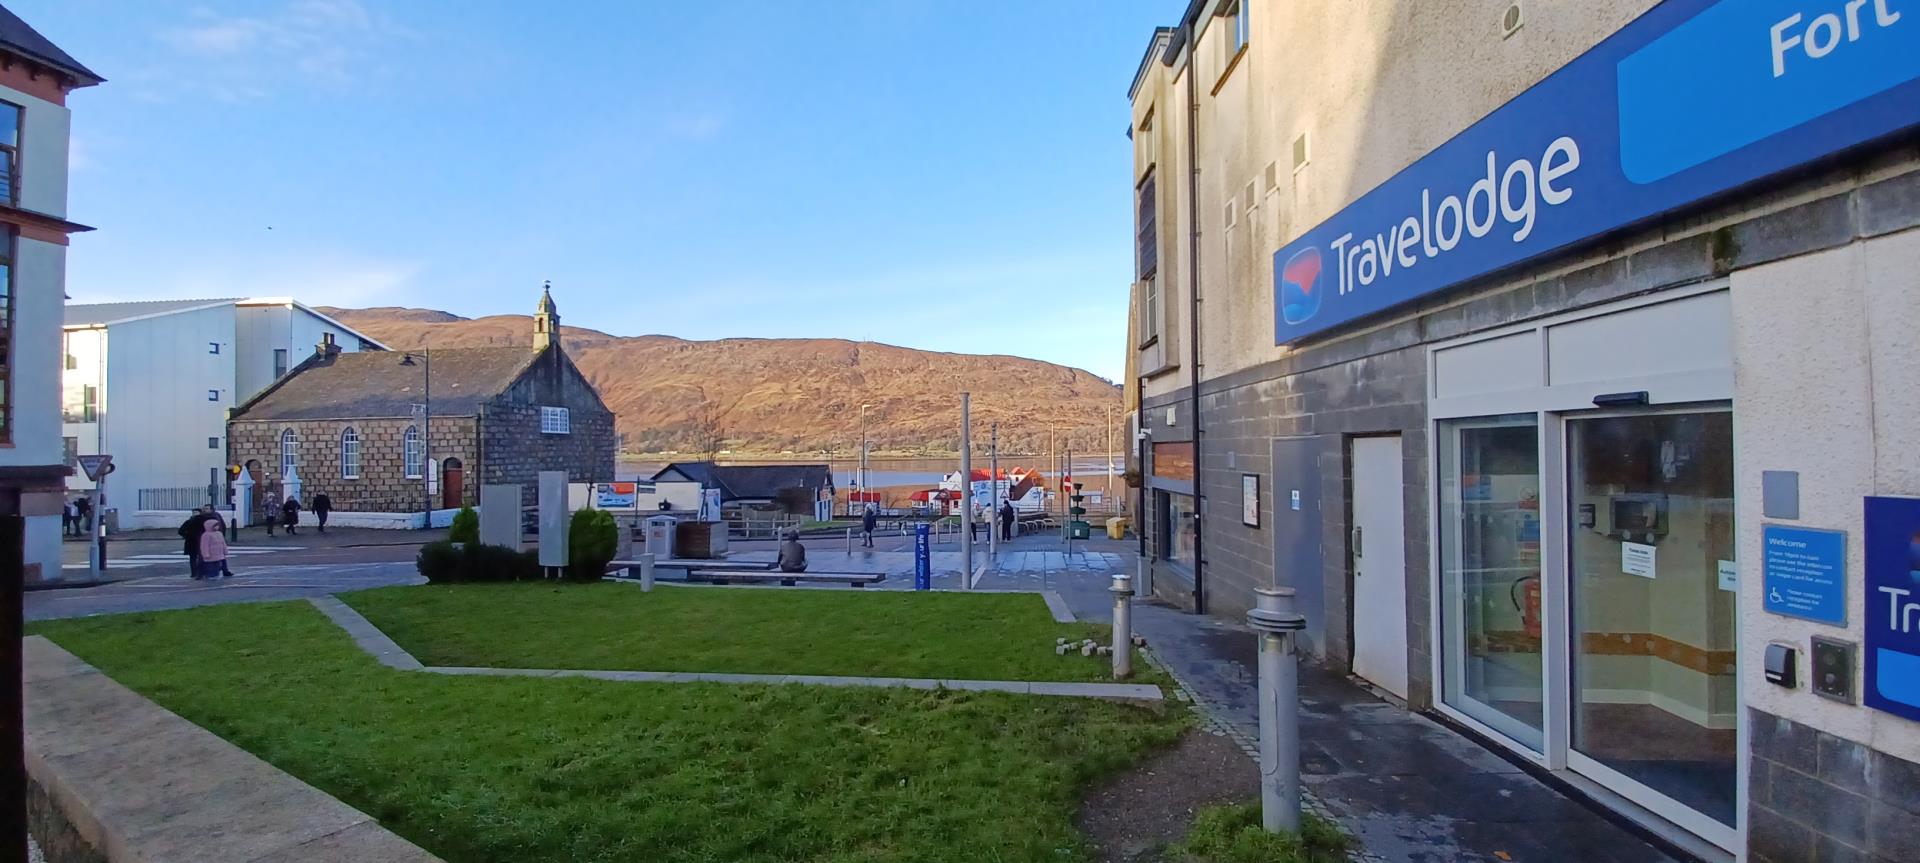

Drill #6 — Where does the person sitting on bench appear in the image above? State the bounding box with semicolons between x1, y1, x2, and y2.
778;530;808;573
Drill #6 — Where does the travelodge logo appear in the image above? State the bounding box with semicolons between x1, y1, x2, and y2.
1279;246;1324;325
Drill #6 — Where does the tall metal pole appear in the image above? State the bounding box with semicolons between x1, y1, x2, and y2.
1106;406;1114;515
422;347;433;528
859;404;869;515
1047;423;1055;517
958;392;973;590
988;423;999;558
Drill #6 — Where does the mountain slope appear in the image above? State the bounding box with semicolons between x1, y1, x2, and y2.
320;307;1122;455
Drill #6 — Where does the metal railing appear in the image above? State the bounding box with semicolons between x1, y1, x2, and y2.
725;515;802;540
138;487;217;510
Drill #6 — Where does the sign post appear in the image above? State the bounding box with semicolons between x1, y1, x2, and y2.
76;455;114;580
914;522;930;591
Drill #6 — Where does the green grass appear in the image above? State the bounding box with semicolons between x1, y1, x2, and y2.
30;602;1188;863
1167;803;1350;863
342;583;1156;683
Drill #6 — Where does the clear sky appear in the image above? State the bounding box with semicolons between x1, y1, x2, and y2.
21;0;1176;381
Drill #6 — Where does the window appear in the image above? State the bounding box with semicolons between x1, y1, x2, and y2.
404;425;424;478
1136;170;1158;279
207;389;220;402
280;427;299;478
80;385;96;423
208;437;219;450
0;101;20;205
63;437;77;468
340;427;360;479
1157;491;1198;568
273;349;289;379
64;353;76;370
1226;0;1250;56
541;406;571;435
208;342;221;355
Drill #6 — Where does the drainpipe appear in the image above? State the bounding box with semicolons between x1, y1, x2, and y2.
1182;14;1207;615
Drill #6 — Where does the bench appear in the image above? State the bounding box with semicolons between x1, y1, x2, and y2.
692;569;886;588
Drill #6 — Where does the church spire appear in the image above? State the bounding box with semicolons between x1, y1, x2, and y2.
534;280;560;351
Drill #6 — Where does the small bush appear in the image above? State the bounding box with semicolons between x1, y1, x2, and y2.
417;541;462;584
448;506;480;544
1168;803;1349;863
567;509;619;581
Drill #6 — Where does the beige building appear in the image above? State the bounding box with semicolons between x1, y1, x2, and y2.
1125;1;1920;860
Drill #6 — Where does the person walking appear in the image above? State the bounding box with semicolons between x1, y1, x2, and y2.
1000;500;1016;542
178;509;207;579
75;496;92;535
777;530;809;573
969;504;983;542
198;517;231;580
204;510;234;578
281;496;302;535
860;503;877;548
312;492;332;534
61;499;76;538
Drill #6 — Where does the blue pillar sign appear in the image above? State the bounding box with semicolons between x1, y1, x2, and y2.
1762;525;1847;625
914;523;931;591
1865;497;1920;723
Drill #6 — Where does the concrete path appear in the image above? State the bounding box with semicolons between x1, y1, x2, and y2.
306;596;1163;701
26;562;423;622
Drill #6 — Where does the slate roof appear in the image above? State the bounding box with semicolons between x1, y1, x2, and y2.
231;347;537;421
652;462;832;502
64;298;238;326
0;4;101;84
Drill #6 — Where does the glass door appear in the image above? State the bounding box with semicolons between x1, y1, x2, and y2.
1565;408;1737;845
1438;415;1547;752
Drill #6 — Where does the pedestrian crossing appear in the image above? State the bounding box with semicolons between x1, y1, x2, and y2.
60;546;302;570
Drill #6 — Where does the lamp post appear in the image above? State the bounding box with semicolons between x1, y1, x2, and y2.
400;347;431;529
859;403;872;515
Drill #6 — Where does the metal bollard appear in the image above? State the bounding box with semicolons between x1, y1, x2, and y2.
1110;573;1133;679
1247;587;1307;834
639;553;655;592
846;527;853;554
1135;556;1151;598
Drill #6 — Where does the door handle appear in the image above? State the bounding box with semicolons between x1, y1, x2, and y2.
1352;526;1364;559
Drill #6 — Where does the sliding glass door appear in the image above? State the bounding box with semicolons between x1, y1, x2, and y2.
1438;415;1546;752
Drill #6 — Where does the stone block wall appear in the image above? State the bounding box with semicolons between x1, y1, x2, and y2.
228;416;479;512
1748;708;1920;863
480;402;617;507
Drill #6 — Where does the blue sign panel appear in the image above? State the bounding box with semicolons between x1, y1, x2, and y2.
1865;496;1920;723
914;523;931;591
1763;524;1848;624
1273;0;1920;344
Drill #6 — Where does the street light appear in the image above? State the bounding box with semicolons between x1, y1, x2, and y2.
400;348;431;529
859;403;873;513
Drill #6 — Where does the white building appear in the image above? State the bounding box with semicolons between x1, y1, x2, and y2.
61;298;384;525
0;7;100;582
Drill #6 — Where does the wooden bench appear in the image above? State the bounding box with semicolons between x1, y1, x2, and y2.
692;569;886;588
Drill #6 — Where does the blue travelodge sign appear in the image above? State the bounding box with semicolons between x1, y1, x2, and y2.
1274;0;1920;344
1865;496;1920;723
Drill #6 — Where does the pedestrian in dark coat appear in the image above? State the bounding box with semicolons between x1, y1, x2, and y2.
1000;501;1016;541
179;509;207;579
860;504;878;548
312;492;332;534
281;497;302;535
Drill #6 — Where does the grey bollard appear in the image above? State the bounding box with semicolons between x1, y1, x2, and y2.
846;527;853;554
1110;573;1133;679
1247;586;1307;834
1135;556;1151;598
639;553;655;592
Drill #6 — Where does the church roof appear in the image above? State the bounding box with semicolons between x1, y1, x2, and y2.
231;347;538;421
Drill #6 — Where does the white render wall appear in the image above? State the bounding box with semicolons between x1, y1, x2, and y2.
1732;226;1920;758
84;305;237;503
234;303;368;400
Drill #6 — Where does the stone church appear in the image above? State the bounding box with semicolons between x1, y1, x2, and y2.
226;285;615;516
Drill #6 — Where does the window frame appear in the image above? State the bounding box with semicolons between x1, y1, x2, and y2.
403;425;424;479
273;348;289;380
280;427;299;479
340;426;361;480
0;99;22;206
541;406;571;435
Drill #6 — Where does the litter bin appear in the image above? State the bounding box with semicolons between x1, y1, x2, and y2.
1068;520;1091;540
102;507;120;534
1105;517;1128;540
644;516;677;560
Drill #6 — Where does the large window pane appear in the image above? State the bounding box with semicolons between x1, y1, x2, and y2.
1569;410;1737;827
1440;414;1545;750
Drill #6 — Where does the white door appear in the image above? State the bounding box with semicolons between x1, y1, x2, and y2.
1351;435;1410;698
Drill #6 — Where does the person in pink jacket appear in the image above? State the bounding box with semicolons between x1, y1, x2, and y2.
198;523;231;580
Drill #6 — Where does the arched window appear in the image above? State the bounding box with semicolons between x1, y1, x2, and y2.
279;428;299;479
340;427;360;480
403;425;424;479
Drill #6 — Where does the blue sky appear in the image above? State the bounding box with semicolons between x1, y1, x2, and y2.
22;0;1174;380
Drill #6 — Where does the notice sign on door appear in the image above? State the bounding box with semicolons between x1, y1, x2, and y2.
1621;542;1656;579
1864;497;1920;723
1763;524;1848;625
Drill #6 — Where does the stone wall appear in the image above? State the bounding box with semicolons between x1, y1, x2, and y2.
1748;708;1920;862
228;416;479;512
480;344;617;506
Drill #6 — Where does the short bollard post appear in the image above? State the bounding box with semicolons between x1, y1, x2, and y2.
1247;587;1307;834
1110;573;1133;679
639;553;655;592
846;527;853;554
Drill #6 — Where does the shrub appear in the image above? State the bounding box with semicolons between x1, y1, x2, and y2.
448;506;480;544
567;508;619;581
417;541;462;584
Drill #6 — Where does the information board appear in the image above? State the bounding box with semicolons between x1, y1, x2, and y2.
914;523;931;591
1762;524;1847;625
1864;496;1920;723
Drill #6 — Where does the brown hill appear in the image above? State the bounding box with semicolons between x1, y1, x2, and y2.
320;306;1123;456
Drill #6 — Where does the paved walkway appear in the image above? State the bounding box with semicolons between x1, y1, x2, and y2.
306;596;1164;701
26;562;422;621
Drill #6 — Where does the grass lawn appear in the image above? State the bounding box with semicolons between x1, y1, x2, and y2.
30;601;1188;863
342;583;1155;684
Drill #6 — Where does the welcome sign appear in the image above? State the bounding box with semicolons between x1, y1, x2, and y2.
1275;0;1920;344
